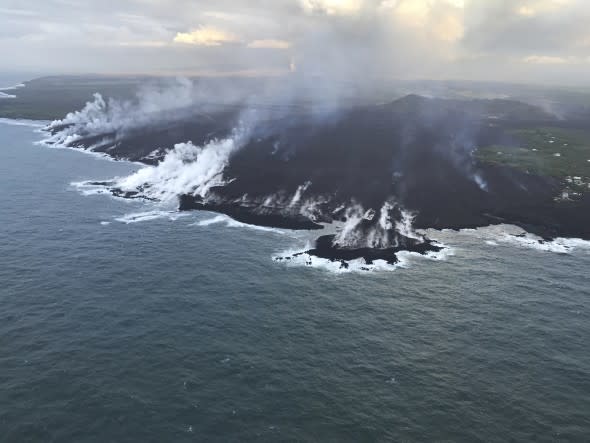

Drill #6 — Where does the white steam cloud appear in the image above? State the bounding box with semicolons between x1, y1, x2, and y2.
114;129;249;202
45;78;198;144
333;200;422;249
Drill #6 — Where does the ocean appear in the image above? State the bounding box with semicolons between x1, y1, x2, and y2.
1;121;589;442
0;74;32;98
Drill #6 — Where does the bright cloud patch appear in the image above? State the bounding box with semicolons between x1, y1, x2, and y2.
247;39;291;49
173;26;239;46
524;55;569;64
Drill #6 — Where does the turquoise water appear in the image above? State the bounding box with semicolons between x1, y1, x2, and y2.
1;122;589;442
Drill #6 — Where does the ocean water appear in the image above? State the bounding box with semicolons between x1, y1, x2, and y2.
0;74;30;99
1;121;590;442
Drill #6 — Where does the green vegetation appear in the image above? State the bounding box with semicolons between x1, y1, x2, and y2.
476;127;590;193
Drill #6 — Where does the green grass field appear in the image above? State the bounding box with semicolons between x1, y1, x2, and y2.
476;127;590;193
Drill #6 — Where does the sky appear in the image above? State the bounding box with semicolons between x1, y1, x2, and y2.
2;0;590;85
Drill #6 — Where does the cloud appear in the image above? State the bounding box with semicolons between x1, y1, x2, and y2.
461;0;590;57
173;26;240;46
517;6;537;16
118;40;168;48
385;0;465;42
524;55;569;64
247;39;291;49
300;0;363;16
0;0;589;85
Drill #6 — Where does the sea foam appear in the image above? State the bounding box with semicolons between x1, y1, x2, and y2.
0;118;48;128
0;83;25;91
273;242;452;274
193;214;286;234
427;224;590;254
114;210;190;224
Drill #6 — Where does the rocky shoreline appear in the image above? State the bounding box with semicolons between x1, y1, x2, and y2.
41;94;590;266
275;234;444;269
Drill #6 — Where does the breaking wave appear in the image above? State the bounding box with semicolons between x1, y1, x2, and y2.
193;214;286;234
0;83;25;99
39;139;123;162
494;230;590;254
273;243;453;274
0;83;25;91
429;225;590;255
71;180;114;197
114;210;190;224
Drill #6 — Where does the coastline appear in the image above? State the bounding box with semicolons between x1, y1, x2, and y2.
4;115;590;274
1;78;589;268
